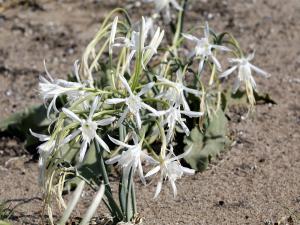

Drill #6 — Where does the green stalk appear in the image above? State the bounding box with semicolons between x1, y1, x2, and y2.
94;141;123;221
162;0;188;76
130;18;144;91
118;173;126;216
125;167;134;222
118;124;127;217
156;120;167;158
131;48;143;91
131;180;137;216
172;0;188;56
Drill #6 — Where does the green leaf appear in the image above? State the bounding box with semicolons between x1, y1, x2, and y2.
0;104;49;137
222;89;276;111
62;143;103;191
184;109;231;171
253;91;276;105
0;104;51;154
0;221;11;225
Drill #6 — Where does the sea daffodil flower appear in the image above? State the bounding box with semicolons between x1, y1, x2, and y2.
219;52;270;106
106;134;154;184
157;70;201;111
153;104;203;141
62;96;115;162
106;75;159;129
145;146;195;198
39;61;84;118
113;17;164;69
182;22;231;72
30;130;55;184
145;0;182;22
219;52;270;93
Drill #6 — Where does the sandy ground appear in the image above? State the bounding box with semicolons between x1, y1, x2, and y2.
0;0;299;224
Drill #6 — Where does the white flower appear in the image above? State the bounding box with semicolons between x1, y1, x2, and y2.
62;96;116;162
157;70;201;111
114;17;164;69
106;134;154;184
219;52;270;93
30;129;55;184
145;146;195;198
143;17;154;36
182;22;231;72
109;16;118;55
106;75;159;129
145;0;182;22
40;61;84;118
153;104;203;141
142;25;164;69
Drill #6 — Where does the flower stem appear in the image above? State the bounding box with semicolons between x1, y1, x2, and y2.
94;140;123;221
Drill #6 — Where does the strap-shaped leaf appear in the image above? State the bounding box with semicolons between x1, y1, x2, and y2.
184;109;231;171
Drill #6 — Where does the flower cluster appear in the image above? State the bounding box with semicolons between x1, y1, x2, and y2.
32;13;269;198
30;4;270;223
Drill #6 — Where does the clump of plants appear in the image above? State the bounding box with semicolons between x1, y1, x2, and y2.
0;0;273;224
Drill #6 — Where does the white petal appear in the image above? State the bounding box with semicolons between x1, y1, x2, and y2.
182;33;199;42
178;119;190;136
108;135;132;148
181;166;195;175
119;75;132;94
170;179;177;197
89;96;99;119
170;0;183;11
46;98;55;119
170;145;193;162
142;152;158;164
180;110;203;118
43;60;54;82
106;155;121;165
105;98;126;105
183;86;201;96
79;140;88;162
95;135;110;152
97;117;116;126
149;110;167;117
219;65;238;78
137;82;154;96
135;112;142;129
52;96;59;113
198;58;205;72
249;64;269;77
180;93;190;111
117;108;129;126
141;102;159;115
30;129;49;141
204;22;210;39
61;129;81;146
211;44;231;52
153;177;163;199
62;108;81;122
211;55;222;71
166;127;175;142
228;58;242;64
145;165;160;177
